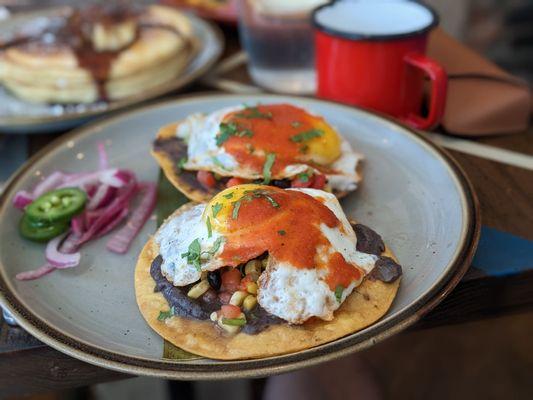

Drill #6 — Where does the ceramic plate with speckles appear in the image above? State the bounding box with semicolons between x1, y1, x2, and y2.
0;8;224;134
0;94;479;379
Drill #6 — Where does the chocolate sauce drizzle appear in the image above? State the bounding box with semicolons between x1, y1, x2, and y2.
0;3;183;102
76;5;145;100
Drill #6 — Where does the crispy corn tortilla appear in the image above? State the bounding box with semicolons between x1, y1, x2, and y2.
135;204;401;360
151;122;355;202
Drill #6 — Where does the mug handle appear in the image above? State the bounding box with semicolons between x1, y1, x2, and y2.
402;53;448;131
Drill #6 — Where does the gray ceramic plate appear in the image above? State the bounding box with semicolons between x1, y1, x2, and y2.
0;8;224;134
0;94;479;379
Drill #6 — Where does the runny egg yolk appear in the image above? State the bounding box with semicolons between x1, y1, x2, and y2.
202;184;362;290
203;184;266;234
301;115;342;166
220;104;342;176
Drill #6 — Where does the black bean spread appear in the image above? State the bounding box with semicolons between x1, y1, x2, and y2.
150;222;401;335
150;255;282;334
153;137;228;194
368;256;403;283
354;223;386;255
353;223;403;282
151;255;217;320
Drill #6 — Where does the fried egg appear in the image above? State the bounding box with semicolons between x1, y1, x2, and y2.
175;103;363;193
155;184;380;324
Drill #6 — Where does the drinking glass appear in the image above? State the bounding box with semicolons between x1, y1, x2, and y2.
237;0;326;94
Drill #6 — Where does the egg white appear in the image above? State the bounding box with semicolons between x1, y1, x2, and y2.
154;189;378;324
257;190;376;323
155;204;227;286
174;105;363;193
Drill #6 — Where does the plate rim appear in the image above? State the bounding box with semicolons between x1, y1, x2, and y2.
0;93;480;379
162;0;238;24
0;9;225;129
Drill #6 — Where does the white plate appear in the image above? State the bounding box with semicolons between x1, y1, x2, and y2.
0;94;479;379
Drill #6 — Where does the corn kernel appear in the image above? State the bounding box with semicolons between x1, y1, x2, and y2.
187;280;210;299
229;290;248;306
243;295;257;311
247;272;260;282
246;281;258;295
245;259;262;276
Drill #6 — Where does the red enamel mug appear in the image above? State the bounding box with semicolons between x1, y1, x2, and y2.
312;1;447;130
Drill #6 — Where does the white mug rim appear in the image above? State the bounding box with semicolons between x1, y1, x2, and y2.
312;0;439;41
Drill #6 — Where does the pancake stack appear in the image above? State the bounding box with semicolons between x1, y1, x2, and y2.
0;4;195;104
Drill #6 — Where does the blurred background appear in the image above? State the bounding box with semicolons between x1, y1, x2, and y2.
3;0;533;84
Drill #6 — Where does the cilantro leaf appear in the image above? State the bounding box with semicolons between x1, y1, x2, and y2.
290;129;324;143
232;200;242;219
201;236;225;257
237;129;254;138
235;106;272;120
211;156;231;171
216;122;238;146
181;238;202;271
335;285;344;303
177;157;187;172
207;236;224;255
212;203;223;218
216;122;254;146
231;188;280;219
263;194;280;208
158;306;175;321
223;193;234;199
278;230;286;236
206;217;212;238
262;153;276;184
190;239;201;253
297;172;310;182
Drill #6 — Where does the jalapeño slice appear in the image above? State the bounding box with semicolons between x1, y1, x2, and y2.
19;214;68;242
26;188;86;223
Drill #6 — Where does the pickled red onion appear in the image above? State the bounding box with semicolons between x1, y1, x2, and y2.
14;143;156;281
97;142;109;170
15;264;56;281
106;182;156;254
12;191;33;209
45;233;80;268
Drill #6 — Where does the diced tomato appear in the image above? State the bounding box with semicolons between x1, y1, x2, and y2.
226;177;247;188
291;175;313;188
218;291;232;304
221;268;242;292
239;275;254;291
221;304;241;319
311;174;327;189
197;170;216;189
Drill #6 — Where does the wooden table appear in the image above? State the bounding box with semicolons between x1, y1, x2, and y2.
1;25;532;399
